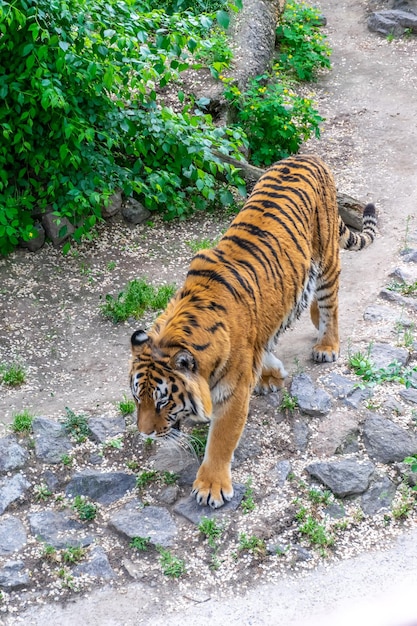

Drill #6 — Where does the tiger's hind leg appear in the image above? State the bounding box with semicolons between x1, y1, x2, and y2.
255;351;288;394
311;268;340;363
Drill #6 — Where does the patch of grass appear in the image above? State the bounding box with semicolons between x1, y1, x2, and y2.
136;470;158;490
348;351;417;388
62;546;86;564
117;394;136;416
307;488;332;506
61;454;73;467
198;517;224;549
102;436;124;451
279;389;298;414
388;280;417;297
241;477;256;514
189;424;210;457
33;483;53;502
100;279;176;324
157;546;187;578
72;495;98;521
11;410;33;434
162;471;179;485
62;407;91;443
130;536;151;551
186;237;218;253
298;515;334;548
238;533;266;557
42;544;58;562
0;362;26;386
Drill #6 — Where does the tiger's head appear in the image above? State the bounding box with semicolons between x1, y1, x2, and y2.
129;329;212;438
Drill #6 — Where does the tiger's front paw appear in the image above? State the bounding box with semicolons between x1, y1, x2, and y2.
191;464;233;509
312;343;339;363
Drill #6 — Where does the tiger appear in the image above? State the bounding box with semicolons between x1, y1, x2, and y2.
129;154;377;509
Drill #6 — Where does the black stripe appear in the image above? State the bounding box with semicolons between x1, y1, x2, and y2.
186;269;240;300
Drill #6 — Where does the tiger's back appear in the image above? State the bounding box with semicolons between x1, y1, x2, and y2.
130;154;377;509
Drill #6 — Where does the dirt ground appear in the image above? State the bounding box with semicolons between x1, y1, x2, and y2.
1;0;417;623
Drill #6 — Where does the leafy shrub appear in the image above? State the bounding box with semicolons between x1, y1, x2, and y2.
11;410;33;434
276;1;331;82
100;279;176;323
0;0;246;255
0;362;26;386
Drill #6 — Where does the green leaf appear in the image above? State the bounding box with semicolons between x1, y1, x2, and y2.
216;10;230;30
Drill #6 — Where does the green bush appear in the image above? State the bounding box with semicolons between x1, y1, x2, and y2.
100;279;176;323
0;0;246;255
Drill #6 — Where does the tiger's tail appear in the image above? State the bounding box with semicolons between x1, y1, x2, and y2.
339;203;377;251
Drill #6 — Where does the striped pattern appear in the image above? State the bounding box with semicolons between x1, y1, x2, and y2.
129;154;377;509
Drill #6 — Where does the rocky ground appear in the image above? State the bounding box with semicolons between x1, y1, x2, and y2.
1;0;417;624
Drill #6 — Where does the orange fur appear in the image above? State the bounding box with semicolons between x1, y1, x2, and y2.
129;155;377;508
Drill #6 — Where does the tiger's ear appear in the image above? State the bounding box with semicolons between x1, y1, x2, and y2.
131;330;150;356
174;349;197;373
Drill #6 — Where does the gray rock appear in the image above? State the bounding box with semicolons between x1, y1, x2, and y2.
323;372;372;409
174;483;246;524
73;546;115;580
402;249;417;263
383;397;405;415
32;416;73;463
275;460;292;486
0;473;31;515
379;288;417;312
41;213;75;246
399;388;417;405
19;222;45;252
293;545;313;562
290;416;311;452
42;469;61;492
305;459;374;498
363;414;417;463
369;343;409;368
66;470;136;504
122;197;151;225
0;560;30;591
151;444;197;474
0;435;28;473
158;485;180;505
0;517;27;555
234;425;263;465
102;190;123;218
368;9;417;37
361;476;397;516
363;304;405;323
323;503;346;519
312;412;360;457
109;500;177;548
88;416;126;444
28;510;94;549
290;374;331;416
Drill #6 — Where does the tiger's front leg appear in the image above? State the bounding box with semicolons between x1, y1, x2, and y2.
192;389;250;509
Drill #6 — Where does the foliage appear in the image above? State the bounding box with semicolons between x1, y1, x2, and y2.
157;545;187;578
348;351;417;389
238;533;266;556
223;1;329;166
279;389;298;414
241;477;256;514
189;423;210;457
117;395;136;416
72;495;98;521
388;280;417;297
0;0;246;256
0;362;26;386
130;536;151;551
224;73;323;167
62;546;86;564
276;1;331;82
33;483;52;501
61;407;91;443
198;516;224;548
298;514;334;547
405;456;417;492
11;409;33;433
136;470;158;489
100;279;176;323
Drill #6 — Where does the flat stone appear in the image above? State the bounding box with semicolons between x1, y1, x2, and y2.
174;483;246;524
102;190;123;218
368;9;417;37
88;416;126;444
363;304;406;323
109;500;177;548
41;213;75;246
19;222;46;251
311;411;360;457
290;374;331;416
399;388;417;405
28;510;94;549
361;476;397;516
0;473;31;515
66;470;136;504
323;373;372;409
379;288;417;312
32;416;73;463
0;517;27;555
305;459;374;498
121;198;151;225
369;343;409;369
363;414;417;463
290;416;311;452
275;460;292;486
73;546;115;580
0;435;28;473
0;560;30;591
